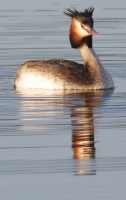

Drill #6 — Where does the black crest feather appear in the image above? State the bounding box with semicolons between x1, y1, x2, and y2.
64;7;94;19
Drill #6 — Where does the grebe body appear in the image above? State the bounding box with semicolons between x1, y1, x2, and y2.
14;7;114;90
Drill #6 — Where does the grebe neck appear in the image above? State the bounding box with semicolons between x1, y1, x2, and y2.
78;36;102;70
78;35;114;89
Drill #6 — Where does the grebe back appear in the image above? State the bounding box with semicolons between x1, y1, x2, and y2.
14;7;114;90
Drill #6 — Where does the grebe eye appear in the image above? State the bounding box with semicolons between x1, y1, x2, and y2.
81;24;85;29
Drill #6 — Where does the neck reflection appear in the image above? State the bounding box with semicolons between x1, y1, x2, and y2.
71;92;110;160
72;106;95;159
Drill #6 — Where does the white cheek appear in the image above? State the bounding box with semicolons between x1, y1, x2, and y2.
75;20;90;36
82;28;90;36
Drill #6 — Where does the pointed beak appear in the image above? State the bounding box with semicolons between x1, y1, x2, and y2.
86;28;100;36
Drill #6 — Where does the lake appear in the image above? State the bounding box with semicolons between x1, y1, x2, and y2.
0;0;126;199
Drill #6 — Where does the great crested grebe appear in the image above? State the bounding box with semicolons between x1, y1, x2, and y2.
14;7;114;90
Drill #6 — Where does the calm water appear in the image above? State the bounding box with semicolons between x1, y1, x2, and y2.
0;0;126;199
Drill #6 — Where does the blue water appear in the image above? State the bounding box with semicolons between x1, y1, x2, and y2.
0;0;126;199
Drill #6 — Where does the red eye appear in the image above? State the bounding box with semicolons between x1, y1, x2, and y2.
81;24;85;29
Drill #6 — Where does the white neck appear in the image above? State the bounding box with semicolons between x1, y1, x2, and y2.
78;43;114;89
78;44;102;70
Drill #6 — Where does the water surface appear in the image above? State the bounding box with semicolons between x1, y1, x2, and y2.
0;0;126;199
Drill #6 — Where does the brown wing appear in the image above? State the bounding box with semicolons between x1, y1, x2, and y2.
46;59;94;85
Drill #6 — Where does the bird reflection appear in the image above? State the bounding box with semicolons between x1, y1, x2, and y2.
15;89;114;175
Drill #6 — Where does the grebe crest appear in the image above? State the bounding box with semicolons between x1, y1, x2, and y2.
14;7;114;91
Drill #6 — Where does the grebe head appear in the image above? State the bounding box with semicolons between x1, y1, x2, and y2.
64;7;99;48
